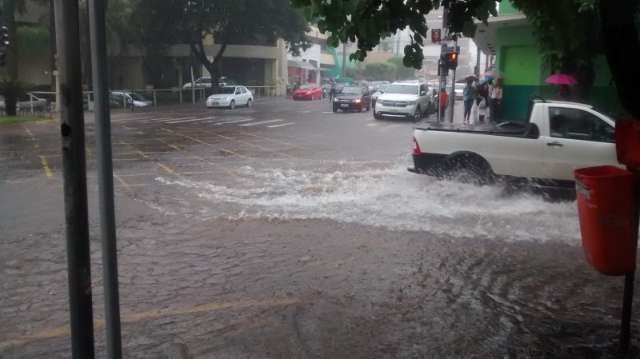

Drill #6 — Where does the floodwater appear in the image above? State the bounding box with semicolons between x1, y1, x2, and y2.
153;157;580;243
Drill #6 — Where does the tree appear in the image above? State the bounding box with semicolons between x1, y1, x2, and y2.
292;0;640;118
132;0;310;87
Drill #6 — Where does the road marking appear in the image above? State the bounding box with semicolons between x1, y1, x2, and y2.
367;123;379;127
163;116;196;122
158;163;176;175
113;174;132;191
321;111;334;114
117;173;157;177
214;118;256;125
169;144;182;151
0;297;300;350
220;148;248;158
137;150;150;159
39;156;53;178
239;119;284;127
165;117;216;124
267;122;295;128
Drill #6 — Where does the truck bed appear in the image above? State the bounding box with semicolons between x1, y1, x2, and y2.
415;120;537;138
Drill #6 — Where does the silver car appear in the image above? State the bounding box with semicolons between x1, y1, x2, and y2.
374;82;433;121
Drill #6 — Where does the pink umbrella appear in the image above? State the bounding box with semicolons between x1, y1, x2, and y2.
545;73;577;85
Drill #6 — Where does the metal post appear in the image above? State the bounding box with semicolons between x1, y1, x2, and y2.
621;169;640;353
53;1;95;358
190;66;195;104
88;0;123;358
29;93;34;114
448;38;458;124
153;90;157;107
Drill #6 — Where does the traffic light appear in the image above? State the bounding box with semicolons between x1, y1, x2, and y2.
446;49;458;69
0;25;9;67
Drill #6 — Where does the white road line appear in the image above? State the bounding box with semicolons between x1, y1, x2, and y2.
238;119;284;127
267;122;295;128
321;112;334;114
367;123;379;127
215;118;256;125
163;116;197;122
165;117;216;124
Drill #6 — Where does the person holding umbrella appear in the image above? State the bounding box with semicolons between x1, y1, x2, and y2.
489;78;503;122
545;73;577;100
463;77;476;124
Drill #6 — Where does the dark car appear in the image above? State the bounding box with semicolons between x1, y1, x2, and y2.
332;86;371;113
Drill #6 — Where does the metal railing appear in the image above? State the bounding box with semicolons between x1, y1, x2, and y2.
23;85;279;114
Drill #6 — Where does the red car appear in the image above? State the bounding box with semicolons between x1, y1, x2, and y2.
292;85;323;100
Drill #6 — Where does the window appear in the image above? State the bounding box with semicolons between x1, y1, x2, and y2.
549;107;614;143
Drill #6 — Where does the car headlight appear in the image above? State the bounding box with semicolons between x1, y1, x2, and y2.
333;98;339;102
354;98;362;103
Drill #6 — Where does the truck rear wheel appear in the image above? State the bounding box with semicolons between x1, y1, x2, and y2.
443;153;495;185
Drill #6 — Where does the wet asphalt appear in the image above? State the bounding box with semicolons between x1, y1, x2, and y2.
1;97;638;358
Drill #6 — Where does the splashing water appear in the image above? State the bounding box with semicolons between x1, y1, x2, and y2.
153;161;580;243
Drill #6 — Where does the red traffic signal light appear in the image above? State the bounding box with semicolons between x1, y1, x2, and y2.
447;51;458;69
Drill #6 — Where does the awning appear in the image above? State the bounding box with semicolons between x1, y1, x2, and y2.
473;14;528;55
288;59;317;71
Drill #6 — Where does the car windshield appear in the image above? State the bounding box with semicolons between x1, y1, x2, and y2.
212;87;236;94
340;87;362;95
384;84;419;95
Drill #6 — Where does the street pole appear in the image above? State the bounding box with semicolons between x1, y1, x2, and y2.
620;168;640;353
53;1;95;358
448;38;458;124
439;6;449;123
342;42;347;78
88;0;123;358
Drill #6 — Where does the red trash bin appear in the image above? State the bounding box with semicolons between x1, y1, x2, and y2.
575;166;637;276
616;119;640;168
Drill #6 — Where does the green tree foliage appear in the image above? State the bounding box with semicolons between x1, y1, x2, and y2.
132;0;310;86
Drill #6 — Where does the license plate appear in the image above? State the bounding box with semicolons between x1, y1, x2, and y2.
340;104;349;108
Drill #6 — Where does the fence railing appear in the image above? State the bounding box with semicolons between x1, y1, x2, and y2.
18;85;279;114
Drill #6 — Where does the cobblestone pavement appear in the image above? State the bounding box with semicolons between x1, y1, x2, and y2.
1;99;638;358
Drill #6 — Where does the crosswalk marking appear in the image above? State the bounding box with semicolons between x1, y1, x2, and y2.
239;119;284;127
267;122;295;128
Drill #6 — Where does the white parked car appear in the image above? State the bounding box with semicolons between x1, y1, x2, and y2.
410;99;618;187
374;82;433;121
111;91;153;108
206;86;253;109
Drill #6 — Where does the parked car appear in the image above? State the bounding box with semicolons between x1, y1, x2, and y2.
410;99;618;187
0;93;49;112
292;84;323;100
206;85;253;109
333;86;371;112
374;82;433;121
111;91;153;108
183;76;236;89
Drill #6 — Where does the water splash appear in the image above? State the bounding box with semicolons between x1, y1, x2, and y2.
154;162;580;243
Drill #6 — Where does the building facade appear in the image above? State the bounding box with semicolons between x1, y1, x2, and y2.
473;1;621;120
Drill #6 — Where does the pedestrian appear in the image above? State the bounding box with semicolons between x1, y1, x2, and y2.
463;79;475;124
439;88;449;122
329;81;337;102
477;96;487;123
489;78;503;122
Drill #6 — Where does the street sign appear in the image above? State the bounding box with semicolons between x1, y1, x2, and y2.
431;29;441;43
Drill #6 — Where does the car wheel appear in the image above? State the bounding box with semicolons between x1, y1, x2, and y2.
443;154;495;185
247;99;252;108
229;100;235;110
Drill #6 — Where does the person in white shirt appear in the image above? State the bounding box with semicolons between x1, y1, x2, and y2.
489;78;503;122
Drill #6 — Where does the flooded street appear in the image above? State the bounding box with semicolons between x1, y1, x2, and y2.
1;99;636;358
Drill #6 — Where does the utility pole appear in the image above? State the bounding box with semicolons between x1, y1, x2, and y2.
88;0;123;357
53;0;96;357
341;42;347;77
439;6;449;123
448;37;458;124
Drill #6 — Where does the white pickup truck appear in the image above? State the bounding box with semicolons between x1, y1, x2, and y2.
410;99;619;186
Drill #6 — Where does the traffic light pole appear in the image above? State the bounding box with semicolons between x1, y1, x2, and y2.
448;38;458;124
438;5;449;123
54;0;96;357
